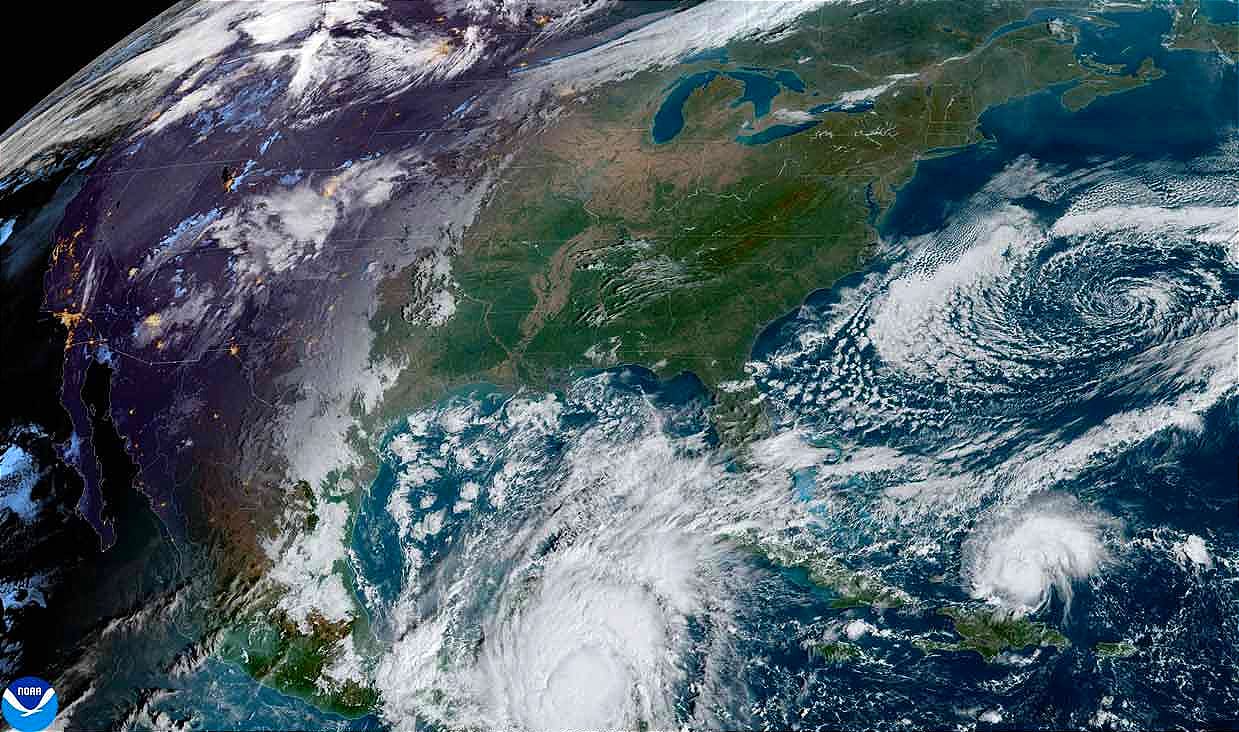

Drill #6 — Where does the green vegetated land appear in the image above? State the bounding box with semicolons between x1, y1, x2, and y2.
813;640;863;665
742;534;1069;664
372;1;1162;427
917;606;1070;660
1060;56;1166;112
217;613;378;717
735;531;913;610
1171;0;1239;56
215;482;381;718
1094;640;1139;658
276;0;1177;714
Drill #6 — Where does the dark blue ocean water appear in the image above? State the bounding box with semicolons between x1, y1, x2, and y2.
346;8;1237;730
350;367;722;651
144;659;385;731
1200;0;1239;23
731;9;1239;729
657;5;1238;152
884;9;1237;239
153;6;1237;730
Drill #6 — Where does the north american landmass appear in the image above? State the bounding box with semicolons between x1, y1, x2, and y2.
0;0;1233;728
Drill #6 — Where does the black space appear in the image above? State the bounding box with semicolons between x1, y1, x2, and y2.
1;2;179;135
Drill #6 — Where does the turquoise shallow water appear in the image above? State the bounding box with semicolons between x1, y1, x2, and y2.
347;8;1239;728
50;6;1239;730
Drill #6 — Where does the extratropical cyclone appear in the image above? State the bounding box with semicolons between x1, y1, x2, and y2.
753;156;1237;447
1;1;1236;729
741;153;1236;627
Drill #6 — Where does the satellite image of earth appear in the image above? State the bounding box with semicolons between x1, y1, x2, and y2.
0;1;1236;730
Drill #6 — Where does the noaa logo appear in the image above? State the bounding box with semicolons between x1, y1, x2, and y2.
2;676;57;732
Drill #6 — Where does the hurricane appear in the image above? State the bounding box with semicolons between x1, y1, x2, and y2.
3;2;1238;729
360;374;819;730
963;494;1118;616
352;152;1238;729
